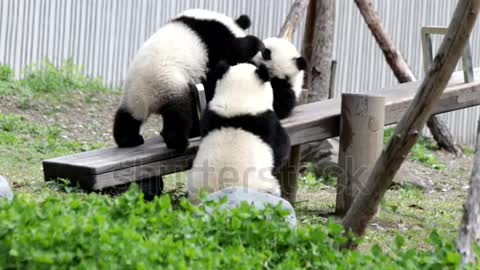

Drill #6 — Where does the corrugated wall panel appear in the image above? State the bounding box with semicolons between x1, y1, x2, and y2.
0;0;479;145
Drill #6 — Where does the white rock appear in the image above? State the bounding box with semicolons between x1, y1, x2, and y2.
204;187;297;229
0;176;14;202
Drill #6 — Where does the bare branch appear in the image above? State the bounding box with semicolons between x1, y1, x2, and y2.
354;0;461;155
278;0;310;41
457;118;480;265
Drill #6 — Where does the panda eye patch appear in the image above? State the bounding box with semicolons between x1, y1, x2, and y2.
262;49;272;61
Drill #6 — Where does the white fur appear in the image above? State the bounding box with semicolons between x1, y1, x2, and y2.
187;128;280;203
178;9;246;38
253;37;304;98
121;22;208;120
208;63;273;118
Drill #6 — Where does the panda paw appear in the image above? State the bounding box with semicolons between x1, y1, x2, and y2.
161;132;189;153
116;134;145;148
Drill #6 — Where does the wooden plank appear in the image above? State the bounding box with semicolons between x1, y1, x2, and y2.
43;69;480;190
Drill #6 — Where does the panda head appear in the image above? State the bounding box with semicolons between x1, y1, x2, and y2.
253;37;307;97
208;62;273;118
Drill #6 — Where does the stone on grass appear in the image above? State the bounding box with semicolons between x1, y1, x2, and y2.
205;187;297;229
0;176;13;202
392;164;433;191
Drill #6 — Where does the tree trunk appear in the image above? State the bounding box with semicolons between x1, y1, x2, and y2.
278;0;310;40
276;0;310;203
302;0;336;102
342;0;480;239
457;118;480;265
300;0;337;167
427;117;461;155
354;0;461;156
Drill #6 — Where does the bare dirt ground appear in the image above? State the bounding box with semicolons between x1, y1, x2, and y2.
0;91;163;146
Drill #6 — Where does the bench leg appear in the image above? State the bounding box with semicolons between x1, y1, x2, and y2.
278;145;301;203
138;176;164;201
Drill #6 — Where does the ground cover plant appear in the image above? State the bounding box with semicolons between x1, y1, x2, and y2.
1;186;478;269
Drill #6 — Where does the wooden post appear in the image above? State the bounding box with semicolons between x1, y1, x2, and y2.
457;118;480;265
342;0;480;239
354;0;461;156
336;94;385;215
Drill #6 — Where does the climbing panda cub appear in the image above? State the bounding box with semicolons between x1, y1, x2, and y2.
113;9;264;152
187;62;291;203
252;37;307;119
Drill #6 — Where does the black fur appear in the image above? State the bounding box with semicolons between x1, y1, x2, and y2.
295;57;307;71
173;16;263;69
235;15;251;30
203;61;230;102
212;61;230;80
113;108;144;148
255;64;270;82
202;109;291;170
262;48;272;60
158;92;197;153
271;77;297;120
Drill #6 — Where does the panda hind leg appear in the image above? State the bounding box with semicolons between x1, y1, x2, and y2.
113;107;145;147
160;102;192;153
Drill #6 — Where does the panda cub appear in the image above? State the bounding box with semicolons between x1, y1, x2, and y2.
253;37;307;119
113;9;264;152
187;62;290;203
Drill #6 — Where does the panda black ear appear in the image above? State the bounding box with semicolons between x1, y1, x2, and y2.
256;64;270;82
213;61;230;80
295;57;307;71
262;49;272;61
233;35;265;63
235;15;251;30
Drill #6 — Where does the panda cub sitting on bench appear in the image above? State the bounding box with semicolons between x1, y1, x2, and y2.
187;62;291;203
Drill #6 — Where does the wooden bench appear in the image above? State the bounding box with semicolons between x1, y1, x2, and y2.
43;69;480;191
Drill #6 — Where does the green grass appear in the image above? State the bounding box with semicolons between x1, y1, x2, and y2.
0;60;112;97
1;186;476;269
368;185;465;251
384;127;444;170
0;64;14;81
462;147;475;157
0;113;104;189
299;163;337;190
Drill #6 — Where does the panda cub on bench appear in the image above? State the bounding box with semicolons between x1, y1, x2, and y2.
252;37;307;119
187;62;291;203
113;9;264;152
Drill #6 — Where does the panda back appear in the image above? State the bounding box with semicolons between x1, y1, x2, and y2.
127;23;208;85
188;128;278;201
120;23;209;118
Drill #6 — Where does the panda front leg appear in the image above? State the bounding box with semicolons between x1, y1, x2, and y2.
113;107;145;147
160;100;193;153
